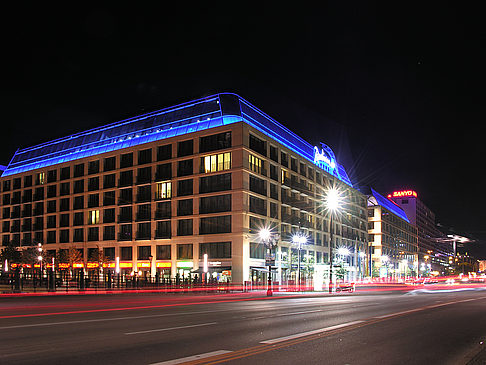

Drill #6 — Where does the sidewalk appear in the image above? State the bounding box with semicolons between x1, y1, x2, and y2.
0;283;411;298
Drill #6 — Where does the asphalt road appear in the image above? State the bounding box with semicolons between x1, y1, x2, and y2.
0;288;485;365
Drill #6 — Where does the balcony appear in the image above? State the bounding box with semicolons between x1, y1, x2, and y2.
155;210;171;220
118;233;132;241
118;215;133;223
136;213;151;222
118;179;133;188
155;231;171;239
118;198;133;205
136;232;151;240
136;194;151;203
136;176;152;185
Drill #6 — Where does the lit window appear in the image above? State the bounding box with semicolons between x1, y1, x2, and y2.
281;169;289;184
249;154;263;174
156;181;172;199
202;152;231;173
88;210;100;224
37;172;45;185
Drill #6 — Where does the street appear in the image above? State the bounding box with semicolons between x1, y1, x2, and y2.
0;288;485;364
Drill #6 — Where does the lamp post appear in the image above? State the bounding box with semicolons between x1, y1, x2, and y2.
292;234;307;291
381;255;389;280
325;186;341;293
149;254;153;285
358;251;366;280
37;243;43;286
259;228;276;296
402;259;408;280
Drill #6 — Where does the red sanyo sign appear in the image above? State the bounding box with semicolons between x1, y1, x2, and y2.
387;190;418;198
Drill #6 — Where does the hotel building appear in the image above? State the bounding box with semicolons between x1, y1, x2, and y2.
365;188;418;278
0;93;368;286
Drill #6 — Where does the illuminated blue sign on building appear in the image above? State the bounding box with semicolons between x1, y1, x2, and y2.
313;143;336;173
1;93;353;186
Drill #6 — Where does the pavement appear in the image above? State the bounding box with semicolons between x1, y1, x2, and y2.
0;286;485;364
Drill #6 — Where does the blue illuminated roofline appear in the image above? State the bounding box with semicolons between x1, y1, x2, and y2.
16;96;218;154
370;188;410;223
2;93;353;187
233;94;353;186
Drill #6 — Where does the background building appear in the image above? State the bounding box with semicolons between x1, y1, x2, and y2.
0;93;368;287
387;190;452;275
365;188;418;279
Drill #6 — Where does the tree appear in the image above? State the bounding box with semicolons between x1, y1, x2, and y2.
67;245;83;269
0;245;22;265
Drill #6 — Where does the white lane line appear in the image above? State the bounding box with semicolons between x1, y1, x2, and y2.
375;296;486;319
260;320;365;344
149;350;232;365
125;322;217;335
252;309;323;320
0;309;233;330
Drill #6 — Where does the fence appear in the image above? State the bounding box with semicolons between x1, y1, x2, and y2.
0;270;232;293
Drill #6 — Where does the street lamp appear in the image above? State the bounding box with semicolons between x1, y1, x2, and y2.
337;247;350;282
292;233;307;291
259;227;276;296
381;255;389;279
37;243;43;285
402;259;408;280
324;185;342;293
358;252;366;280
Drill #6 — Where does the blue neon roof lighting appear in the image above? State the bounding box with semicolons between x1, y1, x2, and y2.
1;93;353;186
370;188;410;223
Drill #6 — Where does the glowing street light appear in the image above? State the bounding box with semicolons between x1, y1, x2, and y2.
324;185;343;293
337;247;350;256
259;227;276;296
259;228;271;242
325;187;341;213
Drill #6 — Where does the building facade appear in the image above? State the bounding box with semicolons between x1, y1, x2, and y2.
387;190;452;274
366;188;418;278
0;93;368;286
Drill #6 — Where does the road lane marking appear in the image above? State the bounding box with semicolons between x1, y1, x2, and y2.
125;322;217;335
0;296;356;320
251;309;323;320
185;295;486;364
150;350;232;365
374;296;486;319
260;320;365;344
0;310;228;330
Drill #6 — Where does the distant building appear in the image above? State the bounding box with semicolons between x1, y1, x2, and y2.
478;260;486;273
387;190;452;274
365;188;418;278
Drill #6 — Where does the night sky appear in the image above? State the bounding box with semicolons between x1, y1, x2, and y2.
2;4;485;254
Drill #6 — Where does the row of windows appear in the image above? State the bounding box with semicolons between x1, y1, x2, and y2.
249;242;329;264
248;133;366;208
1;173;232;214
1;153;232;201
1;132;232;192
2;215;232;245
34;241;231;262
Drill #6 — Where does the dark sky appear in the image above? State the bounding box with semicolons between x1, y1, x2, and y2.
2;4;485;252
